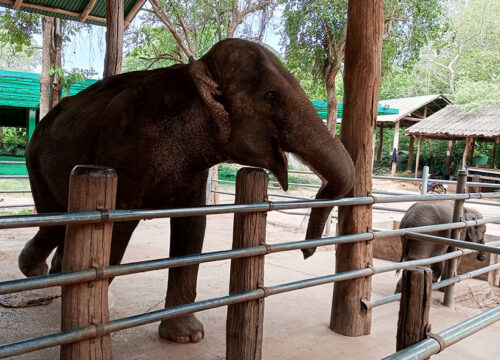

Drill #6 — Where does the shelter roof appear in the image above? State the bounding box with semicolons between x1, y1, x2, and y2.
0;0;145;26
405;105;500;141
0;69;97;108
377;94;450;126
311;101;399;120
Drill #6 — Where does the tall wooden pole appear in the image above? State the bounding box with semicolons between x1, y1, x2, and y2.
415;136;422;178
377;125;384;162
391;121;400;176
462;137;470;169
331;0;384;337
492;139;498;168
226;168;267;360
407;136;414;172
61;166;117;360
104;0;124;78
446;140;453;177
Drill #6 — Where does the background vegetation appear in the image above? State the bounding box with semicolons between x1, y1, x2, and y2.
0;0;498;176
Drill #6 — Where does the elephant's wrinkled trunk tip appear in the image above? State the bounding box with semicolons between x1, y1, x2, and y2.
477;252;486;262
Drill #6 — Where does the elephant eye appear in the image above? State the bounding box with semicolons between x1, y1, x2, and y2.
264;91;278;102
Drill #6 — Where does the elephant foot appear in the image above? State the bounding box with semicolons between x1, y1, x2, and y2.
18;249;48;277
159;314;204;343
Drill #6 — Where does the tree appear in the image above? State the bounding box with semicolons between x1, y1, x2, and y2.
124;0;276;70
281;0;447;136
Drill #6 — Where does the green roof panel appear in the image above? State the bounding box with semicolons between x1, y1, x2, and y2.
0;0;144;26
0;69;97;109
311;100;399;119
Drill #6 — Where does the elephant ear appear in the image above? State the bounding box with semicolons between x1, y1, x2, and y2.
464;209;485;242
189;60;231;145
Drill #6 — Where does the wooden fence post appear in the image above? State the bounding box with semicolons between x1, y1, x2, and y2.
330;0;384;337
396;266;432;355
226;168;268;360
61;165;117;360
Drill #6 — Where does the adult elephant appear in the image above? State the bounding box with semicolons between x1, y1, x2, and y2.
395;201;486;293
19;39;354;343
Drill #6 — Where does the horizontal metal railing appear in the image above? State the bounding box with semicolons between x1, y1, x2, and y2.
1;183;500;358
383;304;500;360
3;230;500;358
3;192;500;229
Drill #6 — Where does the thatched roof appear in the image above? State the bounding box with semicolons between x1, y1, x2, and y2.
405;105;500;141
377;94;450;126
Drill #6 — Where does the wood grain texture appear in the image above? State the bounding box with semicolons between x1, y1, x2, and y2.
104;0;124;78
226;168;268;360
396;266;432;356
330;0;384;337
61;165;117;360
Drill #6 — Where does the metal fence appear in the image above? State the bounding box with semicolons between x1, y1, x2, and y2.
1;166;500;359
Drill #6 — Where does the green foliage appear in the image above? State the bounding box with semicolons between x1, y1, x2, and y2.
0;9;40;51
48;67;96;95
2;127;26;147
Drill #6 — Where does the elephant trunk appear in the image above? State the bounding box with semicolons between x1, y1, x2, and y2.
477;252;486;261
285;106;355;259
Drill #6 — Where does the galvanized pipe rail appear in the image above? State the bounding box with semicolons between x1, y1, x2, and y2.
383;304;500;360
3;241;499;359
6;216;500;296
3;192;500;230
363;240;500;309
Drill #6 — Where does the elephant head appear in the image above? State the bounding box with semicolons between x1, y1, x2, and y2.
189;39;355;257
463;207;487;261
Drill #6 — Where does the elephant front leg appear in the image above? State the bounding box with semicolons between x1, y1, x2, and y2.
159;214;206;343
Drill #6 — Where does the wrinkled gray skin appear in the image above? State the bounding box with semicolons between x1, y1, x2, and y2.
19;39;354;343
395;201;486;293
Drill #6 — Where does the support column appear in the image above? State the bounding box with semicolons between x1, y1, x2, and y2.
391;121;400;176
330;0;383;337
26;108;37;144
414;136;422;178
492;139;498;168
104;0;124;78
446;140;453;177
462;137;471;169
407;136;414;172
377;125;383;162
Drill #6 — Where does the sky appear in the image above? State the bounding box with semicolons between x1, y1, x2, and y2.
42;5;284;79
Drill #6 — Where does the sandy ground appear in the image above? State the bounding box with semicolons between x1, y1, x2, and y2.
1;178;500;359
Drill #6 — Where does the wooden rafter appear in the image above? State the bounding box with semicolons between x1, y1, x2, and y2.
410;111;425;119
0;0;105;23
402;116;422;122
80;0;98;23
125;0;146;27
13;0;22;10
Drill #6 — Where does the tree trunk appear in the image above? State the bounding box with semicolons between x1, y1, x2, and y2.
49;18;63;110
39;16;53;119
325;60;340;137
104;0;124;78
330;0;383;337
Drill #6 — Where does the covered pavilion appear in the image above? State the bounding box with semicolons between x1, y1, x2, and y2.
405;105;500;178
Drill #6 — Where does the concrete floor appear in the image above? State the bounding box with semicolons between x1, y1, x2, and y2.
1;193;500;359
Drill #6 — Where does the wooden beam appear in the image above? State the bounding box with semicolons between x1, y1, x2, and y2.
331;0;383;337
0;0;106;23
391;121;400;176
124;0;146;27
104;0;124;78
376;125;383;162
407;136;414;172
401;116;422;122
446;140;453;177
13;0;22;10
415;136;422;178
423;106;428;118
411;111;425;119
469;138;476;164
462;137;471;169
80;0;98;23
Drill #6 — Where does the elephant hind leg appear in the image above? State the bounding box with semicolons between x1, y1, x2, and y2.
19;226;66;277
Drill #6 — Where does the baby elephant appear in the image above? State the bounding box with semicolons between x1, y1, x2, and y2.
395;201;486;293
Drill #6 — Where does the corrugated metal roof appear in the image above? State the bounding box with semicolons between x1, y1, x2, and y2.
405;105;500;140
377;94;450;124
0;69;97;108
311;101;399;119
0;0;145;26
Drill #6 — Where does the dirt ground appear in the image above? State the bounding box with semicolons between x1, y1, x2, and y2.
1;178;500;359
